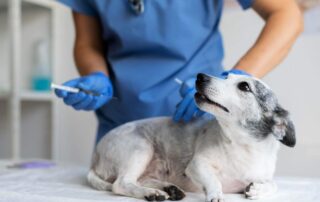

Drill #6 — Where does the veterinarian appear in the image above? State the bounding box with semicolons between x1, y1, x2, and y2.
55;0;303;143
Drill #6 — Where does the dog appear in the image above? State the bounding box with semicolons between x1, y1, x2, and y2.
87;73;296;202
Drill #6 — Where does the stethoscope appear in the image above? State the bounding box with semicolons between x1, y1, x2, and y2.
128;0;144;14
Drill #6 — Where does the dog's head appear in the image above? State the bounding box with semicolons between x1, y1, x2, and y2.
195;73;296;147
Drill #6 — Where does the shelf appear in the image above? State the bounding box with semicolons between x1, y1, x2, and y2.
22;0;57;9
0;0;58;160
21;101;52;159
0;97;11;158
0;0;7;10
0;2;10;92
0;90;10;100
20;91;54;101
20;2;53;91
0;0;57;11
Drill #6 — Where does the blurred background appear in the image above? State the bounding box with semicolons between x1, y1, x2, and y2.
0;0;319;177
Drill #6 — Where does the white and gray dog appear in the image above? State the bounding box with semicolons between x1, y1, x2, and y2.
87;73;296;202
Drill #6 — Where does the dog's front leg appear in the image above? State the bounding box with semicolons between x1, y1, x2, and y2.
185;157;224;202
244;181;277;200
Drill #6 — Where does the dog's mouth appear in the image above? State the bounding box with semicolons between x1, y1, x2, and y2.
195;92;229;113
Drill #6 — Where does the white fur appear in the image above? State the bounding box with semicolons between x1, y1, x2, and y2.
87;74;291;202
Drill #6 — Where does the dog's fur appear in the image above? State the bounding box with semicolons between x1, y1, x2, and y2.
87;73;296;202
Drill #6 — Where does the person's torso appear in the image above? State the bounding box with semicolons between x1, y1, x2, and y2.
92;0;225;140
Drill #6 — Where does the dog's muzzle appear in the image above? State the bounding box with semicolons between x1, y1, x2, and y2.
195;73;230;113
196;73;210;85
195;73;211;94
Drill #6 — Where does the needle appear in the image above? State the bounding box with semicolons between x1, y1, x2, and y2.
174;78;183;85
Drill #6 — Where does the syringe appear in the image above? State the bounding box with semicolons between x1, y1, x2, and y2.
51;83;80;93
52;79;183;99
51;83;104;98
51;83;112;98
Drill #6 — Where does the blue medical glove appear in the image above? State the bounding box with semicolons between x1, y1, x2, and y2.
221;69;251;79
54;72;113;111
173;78;205;122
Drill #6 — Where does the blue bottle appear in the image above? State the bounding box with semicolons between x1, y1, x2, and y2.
31;40;51;92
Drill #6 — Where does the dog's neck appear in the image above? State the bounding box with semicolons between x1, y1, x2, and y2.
216;119;247;144
215;118;279;151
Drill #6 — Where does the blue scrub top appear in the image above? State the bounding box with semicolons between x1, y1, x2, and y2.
58;0;254;143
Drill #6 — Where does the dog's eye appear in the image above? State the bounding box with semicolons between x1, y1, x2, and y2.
237;82;251;92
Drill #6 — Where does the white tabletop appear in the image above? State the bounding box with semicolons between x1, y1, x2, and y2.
0;160;319;202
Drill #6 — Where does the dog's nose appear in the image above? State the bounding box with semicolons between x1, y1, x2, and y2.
197;73;210;83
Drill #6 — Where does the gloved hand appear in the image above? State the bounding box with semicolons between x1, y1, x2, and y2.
173;69;250;122
221;69;251;79
55;72;113;111
173;78;205;122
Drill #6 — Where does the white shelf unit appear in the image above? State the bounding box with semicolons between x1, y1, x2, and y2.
0;0;59;160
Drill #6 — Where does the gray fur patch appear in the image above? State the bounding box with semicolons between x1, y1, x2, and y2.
243;80;295;147
253;80;277;113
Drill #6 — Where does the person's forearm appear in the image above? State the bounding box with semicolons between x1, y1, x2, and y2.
72;12;109;77
234;0;303;78
74;44;109;76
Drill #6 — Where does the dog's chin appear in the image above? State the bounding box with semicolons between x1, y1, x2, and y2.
194;94;206;110
194;92;229;113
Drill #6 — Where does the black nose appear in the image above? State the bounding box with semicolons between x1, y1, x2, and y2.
197;73;210;83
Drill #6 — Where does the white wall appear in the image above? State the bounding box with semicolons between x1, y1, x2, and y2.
54;5;320;177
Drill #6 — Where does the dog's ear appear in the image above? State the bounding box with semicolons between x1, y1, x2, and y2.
271;106;296;147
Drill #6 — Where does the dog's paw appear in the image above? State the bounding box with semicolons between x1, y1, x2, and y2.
209;198;224;202
245;182;262;200
144;189;169;201
163;185;185;201
245;182;277;200
144;193;166;201
206;192;224;202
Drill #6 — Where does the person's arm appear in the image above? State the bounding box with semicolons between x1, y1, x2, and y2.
234;0;303;78
54;12;113;111
72;12;109;76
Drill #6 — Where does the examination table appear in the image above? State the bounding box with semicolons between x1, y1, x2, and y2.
0;160;319;202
